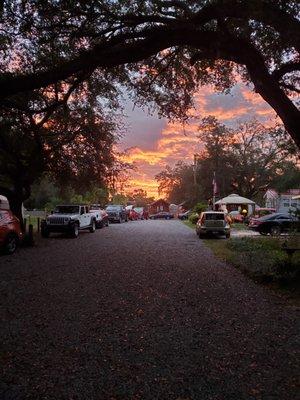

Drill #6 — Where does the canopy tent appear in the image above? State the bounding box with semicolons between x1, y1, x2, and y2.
215;194;255;205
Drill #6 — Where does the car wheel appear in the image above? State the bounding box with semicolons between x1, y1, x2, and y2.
4;233;18;254
270;225;281;236
97;220;103;229
225;233;230;239
70;222;79;238
89;219;96;233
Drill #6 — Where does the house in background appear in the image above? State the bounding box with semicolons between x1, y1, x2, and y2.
264;189;300;213
149;199;170;215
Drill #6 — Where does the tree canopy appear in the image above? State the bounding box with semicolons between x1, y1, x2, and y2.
0;1;299;146
156;117;299;206
0;77;121;224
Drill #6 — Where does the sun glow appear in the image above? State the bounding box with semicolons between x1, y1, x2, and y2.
119;83;278;198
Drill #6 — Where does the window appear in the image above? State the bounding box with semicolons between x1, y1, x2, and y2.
205;213;225;221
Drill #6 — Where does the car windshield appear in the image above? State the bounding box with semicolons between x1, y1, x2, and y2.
134;207;143;213
54;206;79;214
106;205;121;211
205;213;225;220
90;205;100;210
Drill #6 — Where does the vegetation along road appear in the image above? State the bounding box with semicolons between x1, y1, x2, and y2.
0;220;298;400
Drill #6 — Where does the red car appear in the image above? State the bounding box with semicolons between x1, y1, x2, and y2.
0;209;23;254
129;209;139;220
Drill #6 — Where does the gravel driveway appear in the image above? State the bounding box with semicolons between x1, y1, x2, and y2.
0;220;298;400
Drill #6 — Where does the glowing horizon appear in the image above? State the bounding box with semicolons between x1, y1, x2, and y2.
119;83;276;199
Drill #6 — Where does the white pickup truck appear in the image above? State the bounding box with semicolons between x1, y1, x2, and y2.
41;205;96;238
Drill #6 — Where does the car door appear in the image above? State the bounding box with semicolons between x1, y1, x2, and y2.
276;215;292;232
79;206;87;227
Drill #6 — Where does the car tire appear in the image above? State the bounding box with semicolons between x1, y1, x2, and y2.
4;233;18;254
97;220;103;229
270;225;281;236
259;231;268;236
225;233;230;239
89;219;96;233
70;222;79;238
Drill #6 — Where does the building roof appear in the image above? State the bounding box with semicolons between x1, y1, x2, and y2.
215;193;255;205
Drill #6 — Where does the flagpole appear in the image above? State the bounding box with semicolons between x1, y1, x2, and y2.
212;171;216;210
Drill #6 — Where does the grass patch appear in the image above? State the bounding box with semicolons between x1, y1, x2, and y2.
204;235;300;299
23;216;42;234
231;223;247;231
183;220;196;230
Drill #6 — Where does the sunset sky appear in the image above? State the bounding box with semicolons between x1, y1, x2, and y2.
119;82;277;198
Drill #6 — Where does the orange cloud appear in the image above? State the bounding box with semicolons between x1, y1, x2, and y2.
119;83;280;198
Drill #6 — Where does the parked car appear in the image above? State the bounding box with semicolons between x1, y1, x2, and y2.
248;212;299;236
41;205;96;238
150;211;174;220
90;204;109;228
129;208;140;221
106;205;128;223
228;210;244;223
196;211;231;238
247;208;276;226
133;207;143;219
0;209;23;254
142;210;149;220
178;210;192;220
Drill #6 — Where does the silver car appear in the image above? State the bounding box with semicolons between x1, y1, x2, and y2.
196;211;231;239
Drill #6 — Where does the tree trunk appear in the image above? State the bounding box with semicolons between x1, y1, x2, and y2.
6;193;25;232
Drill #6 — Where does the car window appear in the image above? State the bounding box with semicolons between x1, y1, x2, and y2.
205;213;225;220
259;213;283;221
54;206;80;214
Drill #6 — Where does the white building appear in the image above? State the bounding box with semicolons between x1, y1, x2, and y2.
264;189;300;213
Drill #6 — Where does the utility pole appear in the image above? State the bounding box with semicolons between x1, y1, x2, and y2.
193;154;200;200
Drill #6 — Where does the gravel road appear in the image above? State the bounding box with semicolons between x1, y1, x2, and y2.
0;220;298;400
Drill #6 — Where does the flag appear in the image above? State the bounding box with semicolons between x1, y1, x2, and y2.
264;189;278;199
212;172;218;195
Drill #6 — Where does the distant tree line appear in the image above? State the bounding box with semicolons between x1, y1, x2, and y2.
156;117;300;208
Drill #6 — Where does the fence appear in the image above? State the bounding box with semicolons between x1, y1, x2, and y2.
23;210;48;235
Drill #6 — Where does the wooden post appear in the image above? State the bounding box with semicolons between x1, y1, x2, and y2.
23;218;27;233
28;224;34;246
37;217;40;233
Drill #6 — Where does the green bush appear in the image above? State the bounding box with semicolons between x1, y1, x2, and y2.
193;202;207;214
226;237;300;285
189;212;199;225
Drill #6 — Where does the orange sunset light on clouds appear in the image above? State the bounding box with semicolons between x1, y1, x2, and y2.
120;82;277;198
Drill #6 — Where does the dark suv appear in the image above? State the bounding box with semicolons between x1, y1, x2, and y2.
106;205;128;223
